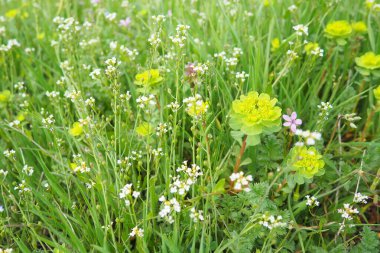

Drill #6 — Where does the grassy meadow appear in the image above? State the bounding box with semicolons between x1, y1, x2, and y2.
0;0;380;252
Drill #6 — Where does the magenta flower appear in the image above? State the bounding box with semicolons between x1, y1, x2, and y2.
283;112;302;133
119;17;131;28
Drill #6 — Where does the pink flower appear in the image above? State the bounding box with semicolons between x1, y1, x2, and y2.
283;112;302;133
119;17;131;28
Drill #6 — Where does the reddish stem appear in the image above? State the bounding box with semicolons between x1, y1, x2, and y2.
230;135;248;190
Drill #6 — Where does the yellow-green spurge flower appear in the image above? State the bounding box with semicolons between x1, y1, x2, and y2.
288;146;325;182
135;69;163;87
324;20;352;39
356;52;380;70
230;91;281;146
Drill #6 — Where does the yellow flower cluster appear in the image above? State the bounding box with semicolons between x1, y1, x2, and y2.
324;20;352;38
355;52;380;70
69;122;83;137
230;92;281;136
324;20;368;43
289;146;325;179
135;69;163;87
0;90;11;104
352;21;367;33
136;122;154;137
271;38;280;52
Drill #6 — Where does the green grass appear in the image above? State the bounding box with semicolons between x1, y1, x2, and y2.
0;0;379;252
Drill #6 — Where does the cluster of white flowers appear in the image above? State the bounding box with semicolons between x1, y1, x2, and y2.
14;180;31;193
119;183;141;206
53;17;81;42
60;60;73;72
120;91;132;102
71;154;91;174
232;47;243;57
72;161;91;173
46;91;60;98
214;51;227;59
104;12;117;22
129;226;144;238
317;101;333;120
151;148;164;157
85;181;95;189
166;101;180;112
230;171;253;192
156;122;172;136
311;46;324;57
305;195;320;207
170;161;203;195
191;62;209;76
183;94;208;119
64;89;82;102
3;149;16;160
295;130;322;146
288;4;297;12
0;169;8;177
120;46;139;60
170;24;190;48
105;57;120;78
259;214;287;230
79;38;99;49
22;164;34;176
0;26;5;36
213;47;243;70
353;192;369;204
338;204;359;220
85;97;96;107
342;113;361;129
9;120;21;127
136;94;156;111
158;196;181;223
89;68;102;80
152;15;166;24
236;71;249;82
0;39;21;52
42;114;55;131
0;248;13;253
190;207;204;223
287;50;299;60
117;150;143;169
293;24;308;36
56;77;66;86
148;32;162;47
25;47;36;54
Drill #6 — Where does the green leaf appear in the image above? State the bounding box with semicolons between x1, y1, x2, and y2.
230;130;244;145
213;178;226;193
240;158;252;166
246;134;261;146
241;124;263;136
351;227;380;253
336;38;347;46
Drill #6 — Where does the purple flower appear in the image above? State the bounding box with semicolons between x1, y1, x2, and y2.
283;112;302;133
185;62;196;77
119;17;131;28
